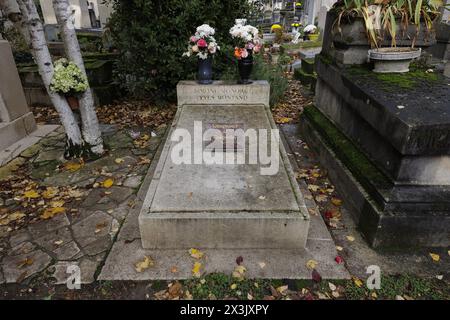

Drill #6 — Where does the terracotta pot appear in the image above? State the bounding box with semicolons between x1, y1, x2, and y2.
66;96;79;110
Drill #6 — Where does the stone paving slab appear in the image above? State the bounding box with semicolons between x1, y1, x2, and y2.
0;125;59;166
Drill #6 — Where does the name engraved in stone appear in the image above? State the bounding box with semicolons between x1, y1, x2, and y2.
193;87;250;102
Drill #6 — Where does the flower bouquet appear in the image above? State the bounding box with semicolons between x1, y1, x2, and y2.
183;24;220;84
229;19;262;84
303;24;319;41
50;58;89;110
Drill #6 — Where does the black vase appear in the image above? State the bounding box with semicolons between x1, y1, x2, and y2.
238;50;253;84
198;57;213;85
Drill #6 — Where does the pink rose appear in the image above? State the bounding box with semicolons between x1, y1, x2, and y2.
197;39;207;48
246;42;255;50
190;36;198;43
253;44;261;53
240;49;249;59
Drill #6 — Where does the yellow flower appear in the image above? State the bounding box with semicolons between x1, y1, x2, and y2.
271;24;282;32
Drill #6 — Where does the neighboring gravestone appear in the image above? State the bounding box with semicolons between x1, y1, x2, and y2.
0;38;37;151
139;81;310;249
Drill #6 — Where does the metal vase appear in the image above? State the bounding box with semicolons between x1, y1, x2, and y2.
238;50;253;85
198;57;213;85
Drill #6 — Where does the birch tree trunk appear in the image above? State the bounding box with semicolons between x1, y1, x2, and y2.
52;0;104;156
16;0;84;156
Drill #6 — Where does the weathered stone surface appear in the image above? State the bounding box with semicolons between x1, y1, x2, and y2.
316;58;450;156
51;254;102;285
28;214;70;238
140;84;310;249
0;157;26;180
177;81;271;107
72;211;113;253
0;269;4;284
34;149;64;163
33;227;80;260
2;249;52;283
9;229;31;247
8;241;36;256
106;186;133;203
300;106;450;248
53;241;81;260
123;175;142;189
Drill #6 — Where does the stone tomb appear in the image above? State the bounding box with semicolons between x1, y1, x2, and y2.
139;81;310;249
0;39;37;151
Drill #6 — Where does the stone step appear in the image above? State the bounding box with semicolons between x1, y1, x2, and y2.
139;82;310;250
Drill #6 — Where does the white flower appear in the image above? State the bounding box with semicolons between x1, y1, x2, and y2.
304;24;317;33
198;52;208;60
196;24;215;37
192;45;199;53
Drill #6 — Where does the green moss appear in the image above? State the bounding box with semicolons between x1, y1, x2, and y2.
316;53;334;66
302;105;391;196
347;64;440;90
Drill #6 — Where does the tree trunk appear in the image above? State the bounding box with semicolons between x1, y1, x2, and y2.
52;0;104;156
15;0;84;156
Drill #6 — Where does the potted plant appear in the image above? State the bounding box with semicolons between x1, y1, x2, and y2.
50;58;89;110
183;24;220;84
332;0;444;73
230;19;262;84
304;24;319;41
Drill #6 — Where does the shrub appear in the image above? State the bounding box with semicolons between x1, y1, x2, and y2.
106;0;259;101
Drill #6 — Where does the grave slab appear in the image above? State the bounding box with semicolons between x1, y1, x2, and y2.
139;82;310;249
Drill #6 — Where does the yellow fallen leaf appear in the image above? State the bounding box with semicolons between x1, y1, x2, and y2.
315;194;328;203
353;277;363;288
371;292;378;299
430;253;440;262
102;179;114;188
278;117;292;124
306;259;318;270
50;200;65;208
17;258;33;268
192;262;202;278
189;248;204;259
331;198;343;206
170;266;178;273
336;246;344;251
276;285;288;294
232;265;247;281
135;256;154;272
115;158;125;164
24;190;39;199
308;185;320;192
346;235;355;242
67;189;84;198
40;207;65;220
42;187;58;199
64;161;83;172
9;211;25;221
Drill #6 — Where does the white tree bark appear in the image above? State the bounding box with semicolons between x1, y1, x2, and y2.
16;0;84;152
52;0;104;155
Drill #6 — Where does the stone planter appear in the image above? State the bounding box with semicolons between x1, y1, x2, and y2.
368;47;422;73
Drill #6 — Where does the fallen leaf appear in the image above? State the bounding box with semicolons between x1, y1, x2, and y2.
40;207;65;220
331;197;343;206
328;282;337;291
192;262;202;278
258;262;266;269
336;246;344;251
170;266;178;273
42;187;58;199
353;277;363;288
332;291;340;298
236;256;244;265
189;248;204;259
430;253;440;262
346;235;355;242
232;265;247;281
335;256;344;264
23;190;39;199
308;185;320;192
102;179;114;188
54;240;64;246
115;158;125;164
276;285;288;295
312;269;322;283
64;161;83;172
17;258;33;268
306;259;318;270
315;194;328;203
135;256;154;272
50;200;65;208
168;281;182;298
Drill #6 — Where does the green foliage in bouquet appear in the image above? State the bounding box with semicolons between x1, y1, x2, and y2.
50;58;89;96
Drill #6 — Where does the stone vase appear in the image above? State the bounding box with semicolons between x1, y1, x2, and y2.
369;47;422;73
198;56;213;85
238;50;254;84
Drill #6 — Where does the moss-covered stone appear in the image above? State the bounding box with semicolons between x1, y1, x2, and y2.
302;105;391;200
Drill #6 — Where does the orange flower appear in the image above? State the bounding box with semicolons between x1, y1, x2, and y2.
234;47;241;59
